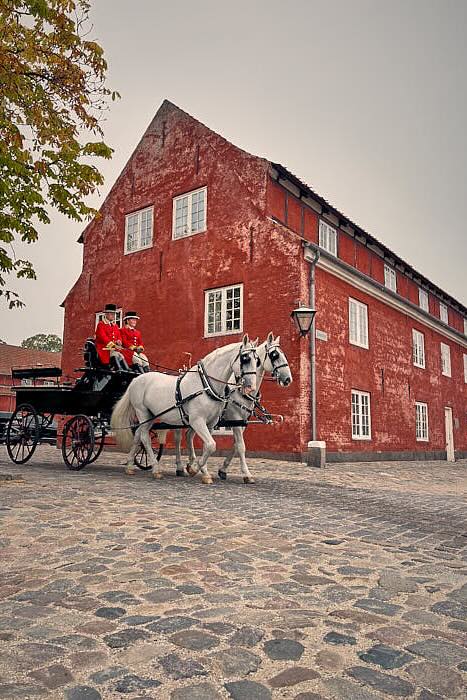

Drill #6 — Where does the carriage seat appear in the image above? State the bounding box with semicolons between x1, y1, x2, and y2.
83;338;130;373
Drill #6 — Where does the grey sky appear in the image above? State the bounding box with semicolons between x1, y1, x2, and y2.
4;0;467;345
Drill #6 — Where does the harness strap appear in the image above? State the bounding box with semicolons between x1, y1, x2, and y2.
198;361;232;402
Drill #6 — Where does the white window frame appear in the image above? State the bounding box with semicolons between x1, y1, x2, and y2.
95;308;123;329
384;264;397;293
464;318;467;336
204;284;243;338
418;288;429;312
351;390;372;440
439;302;448;324
464;354;467;384
440;342;451;377
349;298;369;349
124;206;154;254
172;187;207;240
415;402;429;441
319;220;337;256
412;329;425;369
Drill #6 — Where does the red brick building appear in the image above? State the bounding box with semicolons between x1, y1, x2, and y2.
0;344;62;413
62;101;467;461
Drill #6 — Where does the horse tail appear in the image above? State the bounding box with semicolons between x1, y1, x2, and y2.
111;388;136;451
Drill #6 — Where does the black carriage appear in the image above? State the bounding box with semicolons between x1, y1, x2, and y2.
5;340;146;471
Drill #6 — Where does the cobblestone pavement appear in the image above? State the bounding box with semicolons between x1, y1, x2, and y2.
0;446;466;700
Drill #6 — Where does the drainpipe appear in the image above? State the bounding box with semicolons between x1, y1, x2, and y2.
307;248;320;441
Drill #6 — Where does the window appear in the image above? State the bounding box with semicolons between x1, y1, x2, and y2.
418;288;429;312
349;298;369;348
412;329;425;369
439;302;448;324
351;390;371;440
464;318;467;336
173;187;207;239
384;264;397;292
319;220;337;256
415;402;429;441
440;342;451;377
21;378;33;386
95;309;122;328
464;354;467;384
124;207;153;254
204;284;243;337
42;380;55;387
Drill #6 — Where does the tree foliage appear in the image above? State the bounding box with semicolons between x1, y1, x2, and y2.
0;0;118;307
21;332;62;351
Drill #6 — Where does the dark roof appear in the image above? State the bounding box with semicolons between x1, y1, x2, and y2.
0;344;62;376
272;163;466;315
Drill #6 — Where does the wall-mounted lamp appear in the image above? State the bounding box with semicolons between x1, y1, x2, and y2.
291;305;316;337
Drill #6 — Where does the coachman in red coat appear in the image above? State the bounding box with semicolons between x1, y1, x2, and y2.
120;311;150;372
95;303;127;368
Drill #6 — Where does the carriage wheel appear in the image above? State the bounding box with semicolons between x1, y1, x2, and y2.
6;404;40;464
87;419;106;465
133;443;152;470
62;415;95;471
134;428;160;471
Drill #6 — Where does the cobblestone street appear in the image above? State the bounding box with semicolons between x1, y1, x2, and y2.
0;447;466;699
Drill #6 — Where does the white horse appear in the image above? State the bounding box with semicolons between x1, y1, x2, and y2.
174;333;292;483
110;335;258;484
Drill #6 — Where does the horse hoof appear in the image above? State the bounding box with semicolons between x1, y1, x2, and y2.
201;474;213;485
125;467;136;476
218;470;227;481
152;471;163;480
186;465;197;477
176;469;187;477
243;476;255;484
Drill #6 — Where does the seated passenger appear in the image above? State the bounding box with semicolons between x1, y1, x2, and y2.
120;311;150;373
95;303;128;370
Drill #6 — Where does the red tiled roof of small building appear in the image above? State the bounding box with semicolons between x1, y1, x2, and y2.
0;343;62;376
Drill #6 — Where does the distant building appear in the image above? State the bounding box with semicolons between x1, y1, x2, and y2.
0;344;62;412
62;101;467;461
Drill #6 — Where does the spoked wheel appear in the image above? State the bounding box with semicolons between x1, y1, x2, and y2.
134;443;152;470
6;404;40;464
62;415;95;471
134;428;162;471
87;419;106;465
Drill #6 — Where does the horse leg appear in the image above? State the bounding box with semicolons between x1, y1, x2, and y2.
174;429;186;477
189;418;216;484
125;425;142;475
185;427;198;476
218;428;241;481
235;428;254;484
127;409;159;479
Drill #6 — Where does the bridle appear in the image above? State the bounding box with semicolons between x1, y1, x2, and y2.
232;345;260;388
266;343;289;380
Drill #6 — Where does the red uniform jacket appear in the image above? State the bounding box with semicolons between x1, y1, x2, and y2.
120;326;145;365
95;320;123;365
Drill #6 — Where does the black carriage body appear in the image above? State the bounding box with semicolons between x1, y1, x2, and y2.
7;344;138;468
12;377;129;419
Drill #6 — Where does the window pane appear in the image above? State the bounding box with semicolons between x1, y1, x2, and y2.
175;197;189;237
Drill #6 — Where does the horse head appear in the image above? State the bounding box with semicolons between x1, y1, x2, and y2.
231;334;259;395
262;331;292;387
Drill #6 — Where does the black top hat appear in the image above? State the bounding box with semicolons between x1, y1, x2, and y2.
104;303;118;312
124;310;140;320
